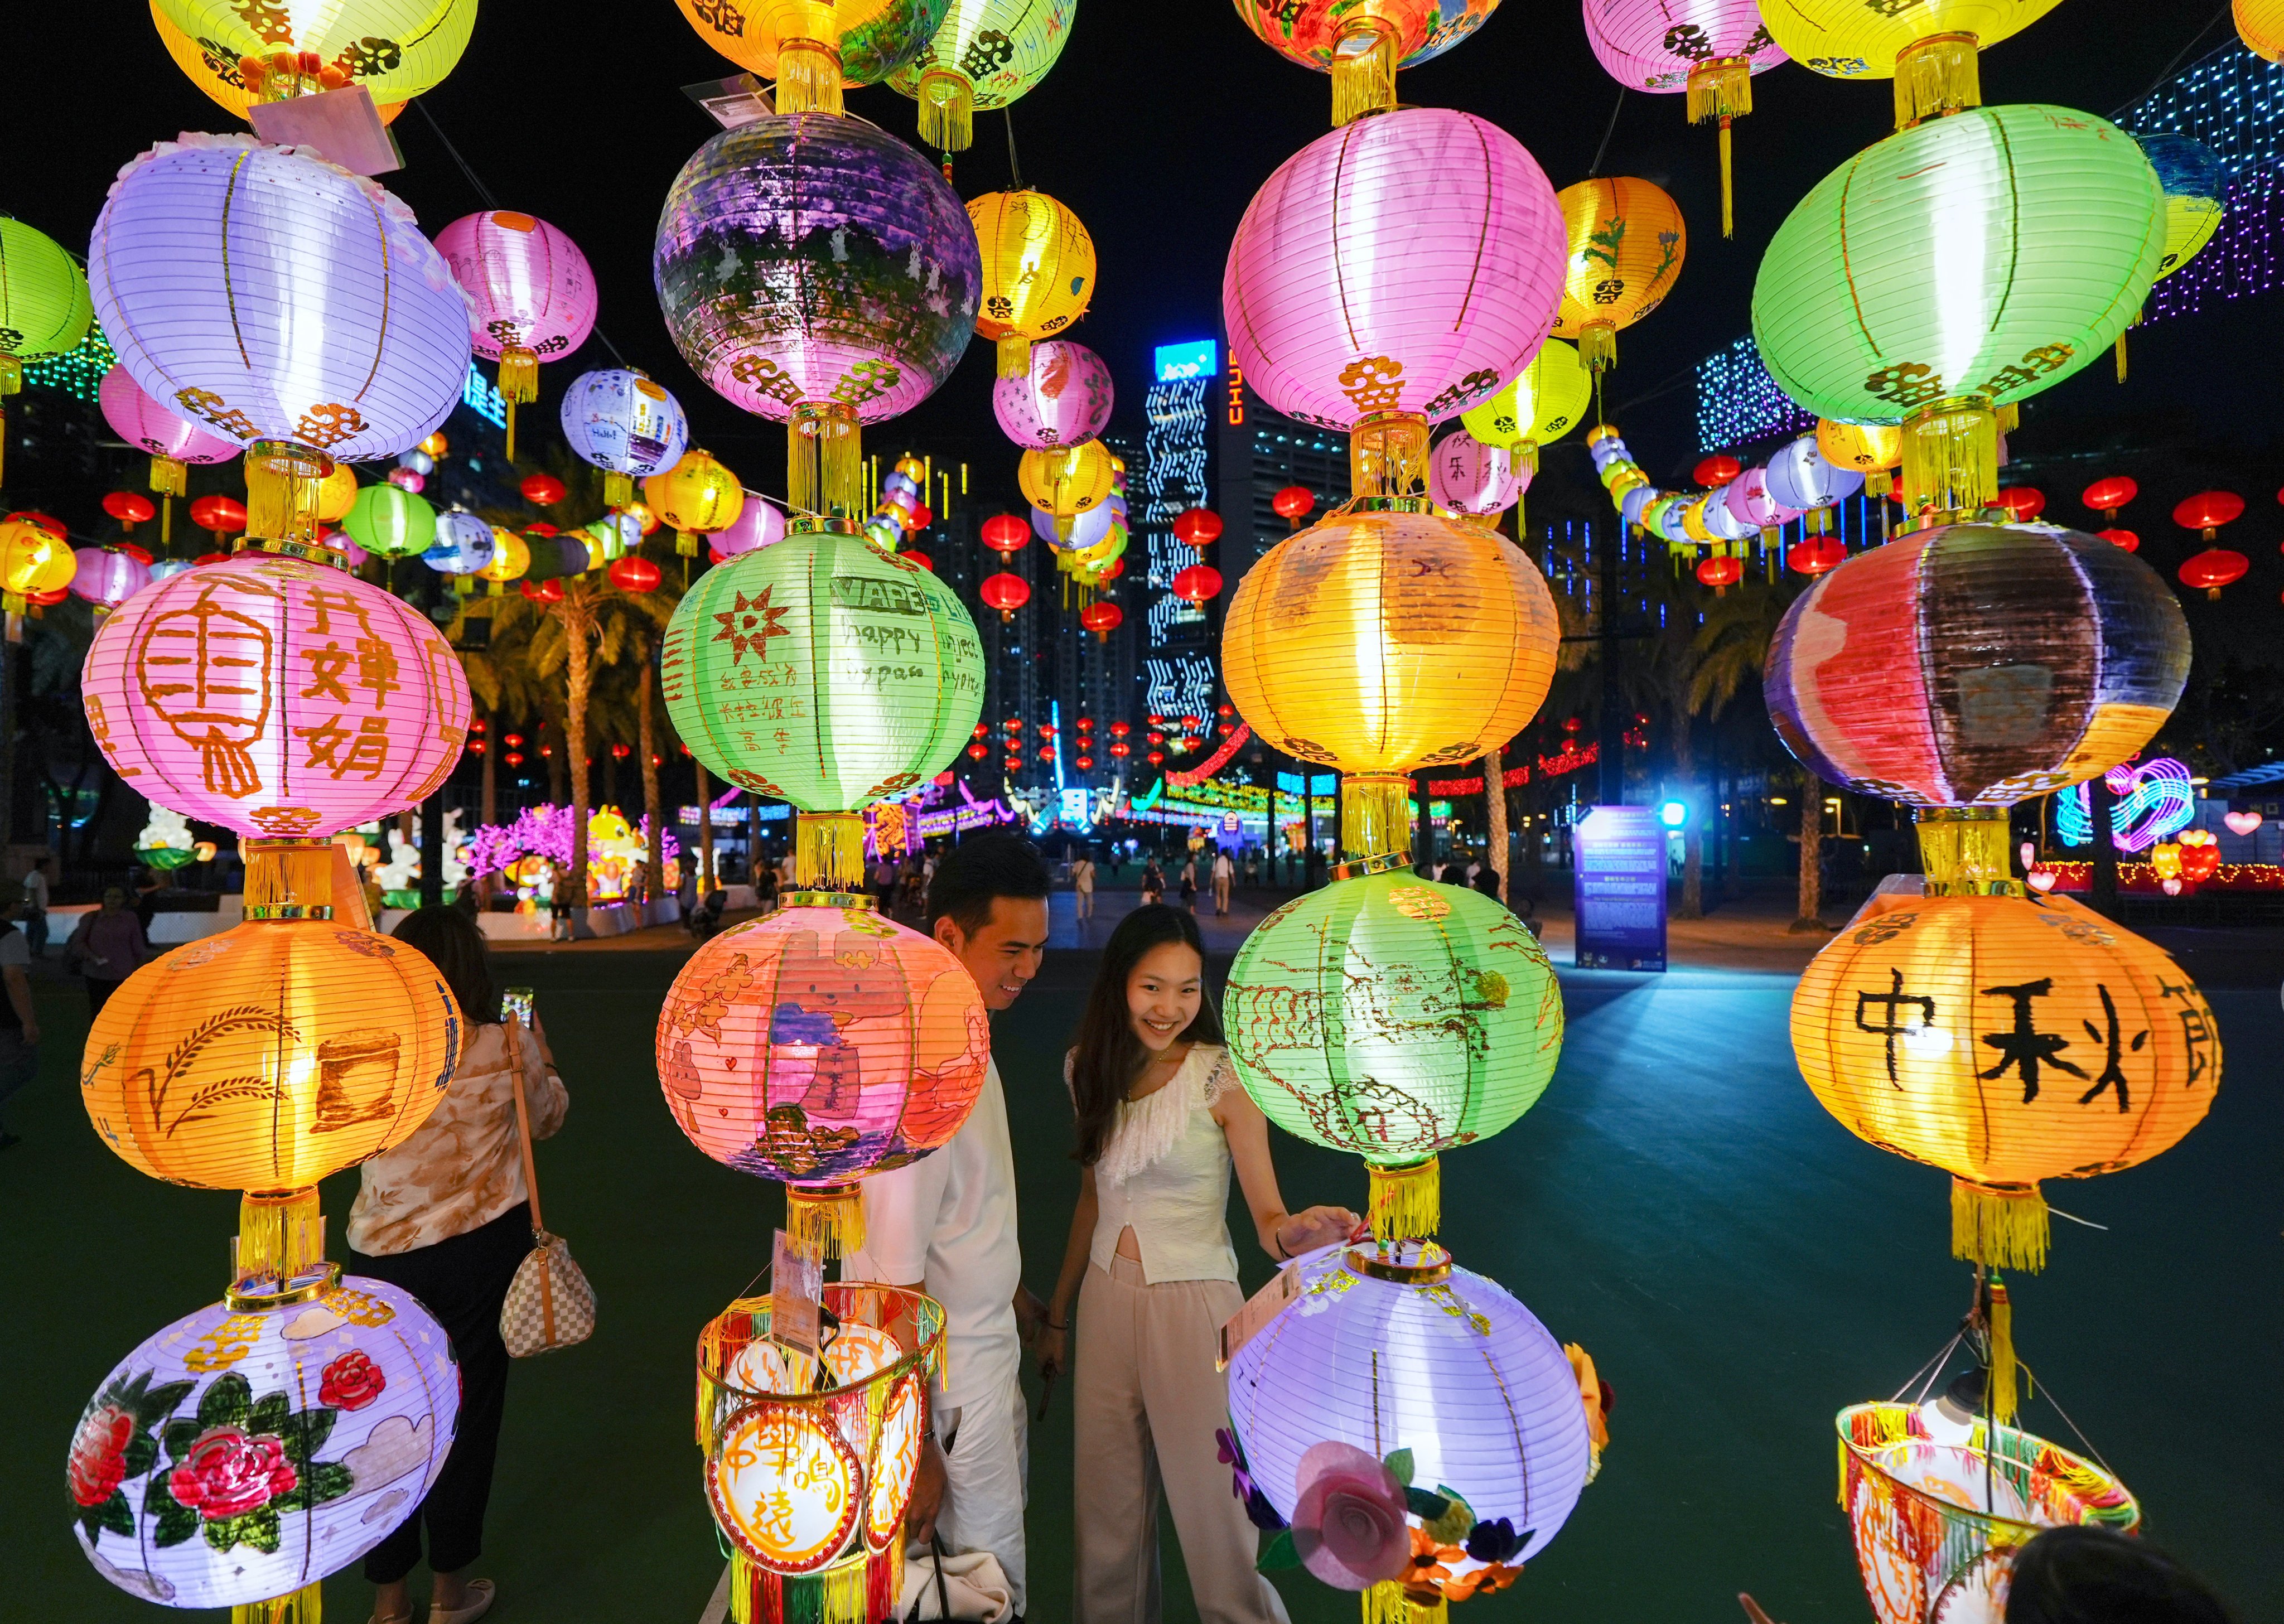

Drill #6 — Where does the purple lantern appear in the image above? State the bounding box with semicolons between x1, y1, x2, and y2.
436;210;597;460
1034;501;1116;552
69;547;152;611
992;340;1114;449
710;492;788;559
559;369;690;508
1764;433;1863;515
1428;430;1522;517
1701;481;1760;542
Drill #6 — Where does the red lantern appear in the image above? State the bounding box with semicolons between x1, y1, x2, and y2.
1216;703;1234;718
1696;555;1743;594
1787;536;1846;576
505;751;526;767
1172;564;1222;603
2098;528;2140;553
1992;487;2045;521
504;733;525;747
1173;507;1223;547
972;722;988;738
2082;476;2137;518
520;472;566;505
902;549;933;572
1005;718;1024;732
1080;600;1123;640
1110;741;1131;758
1216;723;1233;737
520;578;565;603
26;586;67;607
1146;750;1165;765
1075;755;1094;771
967;742;988;760
609;555;662;593
1693;453;1742;487
1110;721;1131;738
1147;713;1166;726
981;571;1031;621
468;739;487;755
1004;755;1023;771
904;503;933;532
1101;558;1124;582
2174;490;2246;541
610;742;632;759
1271;486;1314;526
1180;715;1201;728
526;520;559;538
2179;549;2248;599
1076;717;1094;732
8;510;65;538
114;541;156;567
187;494;247;537
1147;731;1165;746
981;513;1029;555
103;491;156;530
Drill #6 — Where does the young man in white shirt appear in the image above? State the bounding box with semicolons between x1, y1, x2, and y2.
846;833;1052;1616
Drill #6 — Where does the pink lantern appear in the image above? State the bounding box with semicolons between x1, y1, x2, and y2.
1725;462;1801;531
1224;109;1565;434
435;210;597;462
69;547;152;611
992;340;1114;449
81;553;472;839
1427;431;1521;516
387;467;426;494
708;491;788;559
98;365;236;499
89;136;471;471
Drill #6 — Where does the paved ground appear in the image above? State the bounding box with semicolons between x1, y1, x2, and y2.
7;894;2277;1623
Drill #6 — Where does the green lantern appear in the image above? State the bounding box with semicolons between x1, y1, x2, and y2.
889;0;1077;154
1752;104;2162;523
0;218;93;483
342;483;437;559
661;531;983;887
1224;868;1564;1240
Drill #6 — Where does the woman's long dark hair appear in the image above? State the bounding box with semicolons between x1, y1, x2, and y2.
1069;904;1224;1166
392;905;501;1025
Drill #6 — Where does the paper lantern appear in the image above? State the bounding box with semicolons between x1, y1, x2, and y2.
1765;523;2188;809
1795;887;2217;1268
422;510;495;578
71;1274;458;1613
659;901;988;1250
0;518;76;605
672;0;944;113
1696;555;1743;592
980;513;1030;556
1787;536;1845;577
607;556;661;593
1232;0;1503;124
1582;0;1788;235
153;0;475;108
1271;487;1316;527
2138;134;2225;281
342;484;437;561
1223;508;1559;777
81;552;471;838
980;572;1030;621
711;494;789;559
968;190;1095;379
436;210;596;462
1764;432;1863;529
1018;441;1115;542
2243;0;2284;60
643;449;745;560
1172;564;1223;604
890;0;1076;150
1229;1240;1591;1611
1817;419;1903;475
1225;108;1564;496
1762;0;2066;123
519;473;566;508
661;531;983;818
71;548;152;611
105;492;158;532
991;339;1113;448
91;136;471;475
559;368;690;509
1694;455;1742;487
697;1285;942;1618
2172;489;2244;539
655;116;981;520
1551;176;1686;376
1173;508;1223;547
2178;548;2248;598
1427;432;1520;519
1458;338;1591;477
2082;476;2137;518
0;216;93;380
100;365;238;514
1752;106;2162;521
1079;600;1122;640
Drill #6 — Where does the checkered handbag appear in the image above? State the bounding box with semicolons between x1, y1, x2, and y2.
499;1018;595;1357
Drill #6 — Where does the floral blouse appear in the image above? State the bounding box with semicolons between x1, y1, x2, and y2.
348;1019;567;1256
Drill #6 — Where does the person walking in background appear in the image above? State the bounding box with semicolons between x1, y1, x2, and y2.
1210;849;1233;917
1177;856;1197;912
351;907;567;1624
22;855;50;958
1140;860;1165;907
1073;850;1097;921
1041;905;1356;1623
62;887;151;1016
548;865;577;941
0;881;38;1151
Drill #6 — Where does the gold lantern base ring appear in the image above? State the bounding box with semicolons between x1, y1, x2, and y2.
1952;1178;2048;1272
244;439;333;549
1365;1156;1441;1241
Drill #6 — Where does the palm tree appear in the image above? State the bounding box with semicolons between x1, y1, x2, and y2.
456;603;548;831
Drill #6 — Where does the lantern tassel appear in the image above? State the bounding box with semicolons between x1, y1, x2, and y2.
1717;118;1734;238
918;67;974;152
785;1183;864;1260
1330;20;1398;128
788;402;863;521
795;810;867;890
604;470;633;510
1687;59;1751;240
1952;1180;2048;1273
996;332;1032;380
1363;1581;1446;1624
2114;331;2127;383
1985;1278;2020;1427
233;1582;322;1624
1900;398;1998;524
774;37;845;117
1892;32;1979;129
1577;320;1618;374
1366;1156;1440;1241
497;346;538;465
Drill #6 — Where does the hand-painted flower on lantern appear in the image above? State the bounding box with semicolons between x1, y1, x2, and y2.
890;0;1076;151
1552;177;1687;376
992;340;1113;448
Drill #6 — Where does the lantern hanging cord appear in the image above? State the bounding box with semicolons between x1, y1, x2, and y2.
1888;1328;1966;1406
2113;4;2233;117
1003;109;1025;190
2029;1371;2123;1483
1586;89;1626;179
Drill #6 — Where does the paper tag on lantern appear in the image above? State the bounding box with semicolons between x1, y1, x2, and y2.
771;1230;823;1359
1218;1265;1301;1371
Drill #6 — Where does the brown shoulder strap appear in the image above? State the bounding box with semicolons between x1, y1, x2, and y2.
504;1018;546;1236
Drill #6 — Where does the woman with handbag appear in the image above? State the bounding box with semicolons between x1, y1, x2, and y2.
349;907;569;1624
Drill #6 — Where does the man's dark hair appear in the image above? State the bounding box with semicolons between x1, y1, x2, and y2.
2006;1527;2232;1624
926;831;1050;937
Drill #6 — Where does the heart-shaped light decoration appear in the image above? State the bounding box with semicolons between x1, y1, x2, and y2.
2161;877;2184;896
2026;868;2058;893
2225;810;2263;836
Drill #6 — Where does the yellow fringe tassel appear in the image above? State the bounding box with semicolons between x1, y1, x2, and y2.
1349;411;1429;500
149;453;187;497
820;1555;870;1624
1576;320;1617;374
918;66;974;152
1986;1278;2019;1425
1900;397;1998;524
795;810;868;889
1952;1180;2049;1273
604;469;633;510
497;346;538;465
1330;18;1398;127
1687;58;1751;240
774;37;845;117
996;332;1032;380
234;1581;322;1624
1996;402;2019;434
786;1184;865;1260
1363;1580;1446;1624
1892;32;1980;129
1366;1157;1440;1241
1340;774;1413;862
235;1187;323;1286
244;439;329;546
788;401;863;521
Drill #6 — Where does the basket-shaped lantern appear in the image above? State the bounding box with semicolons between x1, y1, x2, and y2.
698;1284;944;1622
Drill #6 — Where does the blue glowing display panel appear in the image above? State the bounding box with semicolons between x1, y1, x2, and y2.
1154;340;1217;382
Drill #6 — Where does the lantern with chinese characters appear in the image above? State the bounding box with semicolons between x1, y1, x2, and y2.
1764;432;1863;532
80;552;472;837
70;548;152;613
559;368;690;509
1233;0;1504;125
1427;432;1520;522
71;1272;460;1618
968;190;1094;379
644;449;745;559
1459;339;1591;477
436;210;597;462
1552;176;1687;376
99;366;239;544
1225;109;1565;499
153;0;475;109
1018;441;1115;542
1228;1240;1594;1616
673;0;944;114
423;509;495;584
659;900;988;1251
992;340;1113;448
90;137;471;553
1752;105;2163;524
1761;0;2066;127
1817;419;1903;478
697;1285;943;1617
655;116;981;523
1583;0;1789;237
891;0;1075;151
0;217;93;481
343;484;437;560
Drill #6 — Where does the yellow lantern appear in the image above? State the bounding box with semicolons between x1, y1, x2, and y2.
1759;0;2069;128
672;0;944;114
1552;177;1687;376
1817;420;1904;475
1;516;74;610
1459;339;1592;476
644;448;746;557
315;460;360;524
968;190;1095;379
1017;441;1114;541
151;0;470;114
479;528;532;596
2243;0;2284;60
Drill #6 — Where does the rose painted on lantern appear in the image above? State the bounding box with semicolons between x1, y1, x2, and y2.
318;1351;388;1412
